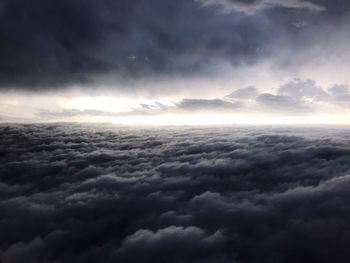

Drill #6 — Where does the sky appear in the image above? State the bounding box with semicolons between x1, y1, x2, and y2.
1;0;350;125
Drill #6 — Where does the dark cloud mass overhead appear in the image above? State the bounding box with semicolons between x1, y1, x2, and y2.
0;0;265;89
1;124;350;262
0;0;347;90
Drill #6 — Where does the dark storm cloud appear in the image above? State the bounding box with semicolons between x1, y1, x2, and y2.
0;0;270;90
1;124;350;262
113;226;227;262
0;0;345;91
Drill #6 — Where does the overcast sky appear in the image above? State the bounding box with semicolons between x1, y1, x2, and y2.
1;0;350;124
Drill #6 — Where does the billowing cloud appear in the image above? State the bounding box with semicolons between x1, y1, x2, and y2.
114;226;226;262
1;124;350;262
0;1;350;123
0;0;272;90
277;79;327;100
0;0;345;93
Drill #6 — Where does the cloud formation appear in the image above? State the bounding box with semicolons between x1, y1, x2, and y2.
1;124;350;262
176;99;241;111
0;0;271;90
278;79;327;100
33;79;350;121
225;86;259;100
0;0;346;92
198;0;325;15
256;93;311;112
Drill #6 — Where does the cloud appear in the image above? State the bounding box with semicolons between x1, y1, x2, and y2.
30;79;350;121
0;0;273;90
38;99;241;119
1;124;350;262
0;0;342;92
225;86;259;100
256;93;312;112
176;99;241;111
39;109;124;118
277;79;327;100
197;0;326;15
114;226;226;262
328;84;350;102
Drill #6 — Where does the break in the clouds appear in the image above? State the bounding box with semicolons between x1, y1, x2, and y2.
1;124;350;262
12;78;346;125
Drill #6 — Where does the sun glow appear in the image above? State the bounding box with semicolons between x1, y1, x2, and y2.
67;96;140;113
1;93;350;126
76;113;350;126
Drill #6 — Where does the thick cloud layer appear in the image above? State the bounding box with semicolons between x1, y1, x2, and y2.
0;0;348;91
0;0;267;89
1;124;350;262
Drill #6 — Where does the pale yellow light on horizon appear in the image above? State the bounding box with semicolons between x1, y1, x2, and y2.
72;113;350;126
1;93;350;126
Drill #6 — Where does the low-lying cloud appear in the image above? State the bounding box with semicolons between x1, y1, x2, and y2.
1;124;350;262
35;79;350;120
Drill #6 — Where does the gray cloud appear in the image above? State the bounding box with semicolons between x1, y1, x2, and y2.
0;0;271;90
1;124;350;262
0;0;345;92
38;99;242;119
225;86;259;100
197;0;326;15
256;93;312;112
176;99;241;111
114;226;226;262
278;79;327;100
328;84;350;102
39;109;124;118
34;79;350;120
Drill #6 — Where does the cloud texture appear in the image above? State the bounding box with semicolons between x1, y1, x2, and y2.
0;0;347;91
198;0;325;15
32;79;350;121
1;124;350;262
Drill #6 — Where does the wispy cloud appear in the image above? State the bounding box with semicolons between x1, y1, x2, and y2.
198;0;326;15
